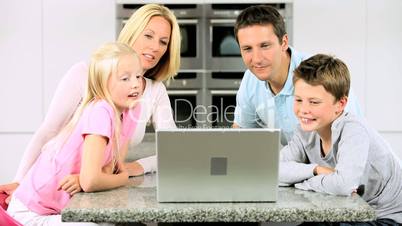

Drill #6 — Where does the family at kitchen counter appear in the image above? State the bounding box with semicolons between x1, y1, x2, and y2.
1;3;401;226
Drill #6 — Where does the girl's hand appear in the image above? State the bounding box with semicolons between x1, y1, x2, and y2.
58;174;81;196
124;161;145;177
102;161;114;174
313;165;335;175
0;182;19;204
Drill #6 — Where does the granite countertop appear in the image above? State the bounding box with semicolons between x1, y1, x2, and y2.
62;174;376;223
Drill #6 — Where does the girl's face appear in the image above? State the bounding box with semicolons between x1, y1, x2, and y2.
131;16;171;71
293;79;346;136
108;54;143;113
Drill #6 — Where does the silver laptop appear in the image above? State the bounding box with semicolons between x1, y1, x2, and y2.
156;128;281;202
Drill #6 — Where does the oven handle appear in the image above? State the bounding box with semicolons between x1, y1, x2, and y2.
167;90;198;95
210;19;236;24
177;19;198;24
210;90;237;95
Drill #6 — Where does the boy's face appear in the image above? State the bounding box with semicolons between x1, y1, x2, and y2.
293;79;346;135
108;54;144;113
237;24;288;82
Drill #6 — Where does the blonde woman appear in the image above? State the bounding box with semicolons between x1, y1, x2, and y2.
0;4;180;205
7;42;143;225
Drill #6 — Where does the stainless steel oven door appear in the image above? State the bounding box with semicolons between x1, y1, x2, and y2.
206;71;242;89
206;90;237;128
164;71;203;89
178;19;202;70
206;19;245;71
168;90;201;128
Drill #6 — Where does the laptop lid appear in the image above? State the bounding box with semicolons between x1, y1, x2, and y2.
156;128;281;202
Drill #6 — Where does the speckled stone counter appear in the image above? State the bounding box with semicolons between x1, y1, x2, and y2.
62;174;376;223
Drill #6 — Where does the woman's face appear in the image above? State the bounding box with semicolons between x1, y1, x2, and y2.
132;16;171;71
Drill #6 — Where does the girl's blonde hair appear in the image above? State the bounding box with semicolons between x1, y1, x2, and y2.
117;4;180;81
61;42;139;172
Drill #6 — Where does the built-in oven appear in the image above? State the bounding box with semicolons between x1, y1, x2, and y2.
206;18;245;71
167;90;202;129
164;71;202;89
206;90;237;128
116;4;203;70
204;71;242;128
206;72;243;89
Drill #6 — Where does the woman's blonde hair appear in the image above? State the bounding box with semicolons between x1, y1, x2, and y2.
61;42;139;172
117;4;180;81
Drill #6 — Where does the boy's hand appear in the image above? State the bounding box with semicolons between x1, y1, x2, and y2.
0;182;19;204
58;174;81;196
314;165;335;175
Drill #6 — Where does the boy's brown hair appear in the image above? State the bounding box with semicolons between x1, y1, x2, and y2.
293;54;350;101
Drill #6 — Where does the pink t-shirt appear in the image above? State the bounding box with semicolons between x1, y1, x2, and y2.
14;100;140;215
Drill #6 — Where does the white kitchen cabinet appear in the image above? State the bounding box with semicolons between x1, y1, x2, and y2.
0;0;42;132
366;0;402;132
43;0;116;112
381;132;402;163
0;134;33;184
293;0;367;113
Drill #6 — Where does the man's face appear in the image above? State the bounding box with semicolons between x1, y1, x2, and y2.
237;24;288;82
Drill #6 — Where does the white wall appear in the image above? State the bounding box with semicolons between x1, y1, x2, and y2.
1;0;402;184
0;0;115;184
0;0;43;133
293;0;402;160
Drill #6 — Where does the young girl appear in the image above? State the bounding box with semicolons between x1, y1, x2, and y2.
7;42;144;226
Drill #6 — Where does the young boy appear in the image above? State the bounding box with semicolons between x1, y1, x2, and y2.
279;54;402;225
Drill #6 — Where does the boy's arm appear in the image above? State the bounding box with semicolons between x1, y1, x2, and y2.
295;126;369;196
279;132;318;185
80;135;129;192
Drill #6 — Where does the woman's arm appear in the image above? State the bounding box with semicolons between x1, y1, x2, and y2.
151;82;176;130
14;62;87;182
132;82;175;175
80;135;128;192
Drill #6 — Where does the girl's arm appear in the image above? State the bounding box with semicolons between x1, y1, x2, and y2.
80;134;129;192
14;62;87;182
120;141;145;177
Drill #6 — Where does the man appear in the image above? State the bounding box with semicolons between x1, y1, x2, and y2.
233;5;361;145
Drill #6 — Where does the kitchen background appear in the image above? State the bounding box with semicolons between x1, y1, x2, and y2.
1;0;402;184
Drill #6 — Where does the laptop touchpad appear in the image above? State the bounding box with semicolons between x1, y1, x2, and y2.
210;157;227;175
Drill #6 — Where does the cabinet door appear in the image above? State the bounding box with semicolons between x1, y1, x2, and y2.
293;0;366;112
367;0;402;131
0;0;42;132
43;0;115;112
0;134;33;184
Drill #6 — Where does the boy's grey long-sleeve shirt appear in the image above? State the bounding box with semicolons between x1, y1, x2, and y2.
279;112;402;223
